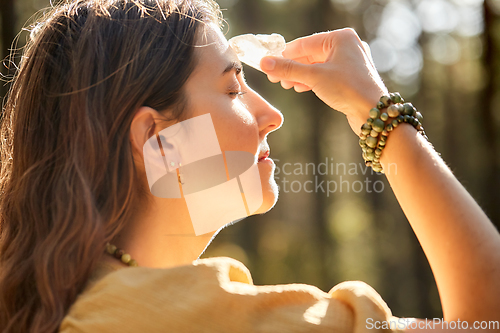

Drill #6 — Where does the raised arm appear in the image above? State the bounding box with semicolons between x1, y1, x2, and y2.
260;28;500;325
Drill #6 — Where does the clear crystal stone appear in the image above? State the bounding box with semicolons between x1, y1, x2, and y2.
228;33;286;72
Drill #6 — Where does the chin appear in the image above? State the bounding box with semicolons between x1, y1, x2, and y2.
252;162;279;215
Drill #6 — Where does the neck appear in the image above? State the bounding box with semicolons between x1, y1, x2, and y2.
106;197;215;268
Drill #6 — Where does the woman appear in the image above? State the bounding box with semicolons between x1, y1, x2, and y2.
0;0;498;332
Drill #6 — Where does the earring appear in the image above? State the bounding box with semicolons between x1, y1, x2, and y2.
178;173;184;185
158;136;181;173
177;163;184;185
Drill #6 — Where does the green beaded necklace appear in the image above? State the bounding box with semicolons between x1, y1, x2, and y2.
105;242;139;267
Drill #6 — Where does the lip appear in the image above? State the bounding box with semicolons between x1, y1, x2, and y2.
258;150;270;162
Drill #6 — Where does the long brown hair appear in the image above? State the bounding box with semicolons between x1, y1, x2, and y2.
0;0;221;331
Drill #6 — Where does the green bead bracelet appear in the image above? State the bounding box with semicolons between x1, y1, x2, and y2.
359;92;428;173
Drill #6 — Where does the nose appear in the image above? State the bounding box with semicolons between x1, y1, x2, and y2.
248;88;284;138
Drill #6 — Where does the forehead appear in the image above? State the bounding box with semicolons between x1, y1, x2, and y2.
192;24;240;74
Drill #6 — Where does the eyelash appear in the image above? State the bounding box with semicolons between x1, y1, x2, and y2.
229;69;246;98
229;90;247;98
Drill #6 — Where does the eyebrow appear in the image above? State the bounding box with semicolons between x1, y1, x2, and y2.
222;61;243;76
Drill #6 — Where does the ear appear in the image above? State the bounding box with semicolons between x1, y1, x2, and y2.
129;106;161;158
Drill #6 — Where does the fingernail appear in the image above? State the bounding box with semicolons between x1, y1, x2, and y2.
261;57;276;71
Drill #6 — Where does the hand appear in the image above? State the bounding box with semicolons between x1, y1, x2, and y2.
260;28;388;135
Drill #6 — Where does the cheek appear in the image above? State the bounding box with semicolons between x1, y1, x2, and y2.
232;100;254;126
213;104;259;154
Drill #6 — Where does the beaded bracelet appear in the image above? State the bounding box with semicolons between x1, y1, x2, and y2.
359;93;428;173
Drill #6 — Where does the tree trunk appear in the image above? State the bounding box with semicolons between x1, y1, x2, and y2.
480;2;500;228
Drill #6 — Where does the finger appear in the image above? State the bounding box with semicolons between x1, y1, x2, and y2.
281;80;295;90
266;74;281;83
289;55;317;65
282;28;362;64
265;73;297;89
266;74;296;88
282;80;296;88
293;83;312;93
261;56;314;86
282;31;332;63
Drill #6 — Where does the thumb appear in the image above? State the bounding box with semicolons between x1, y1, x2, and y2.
261;56;316;86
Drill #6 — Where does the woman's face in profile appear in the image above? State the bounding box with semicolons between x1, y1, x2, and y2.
178;24;284;215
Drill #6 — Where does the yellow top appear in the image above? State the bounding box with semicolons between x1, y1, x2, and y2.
59;257;402;333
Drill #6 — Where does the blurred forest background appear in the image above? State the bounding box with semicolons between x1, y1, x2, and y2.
1;0;499;320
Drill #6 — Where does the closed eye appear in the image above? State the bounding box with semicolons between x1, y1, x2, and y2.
229;90;248;98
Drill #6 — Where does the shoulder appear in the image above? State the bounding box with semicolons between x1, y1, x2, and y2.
78;256;253;298
193;256;253;284
59;257;400;333
59;257;252;332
